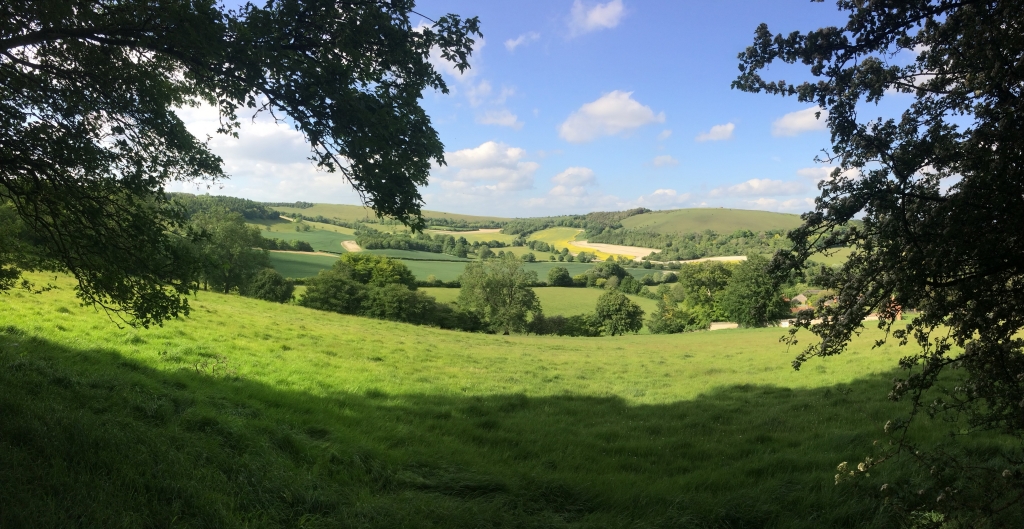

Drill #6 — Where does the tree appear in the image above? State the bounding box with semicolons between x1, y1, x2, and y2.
0;0;480;325
477;245;494;260
192;209;269;294
718;255;788;328
675;261;732;320
240;268;294;304
647;289;708;334
338;253;416;289
298;268;366;315
361;283;435;324
457;253;541;334
547;266;573;287
594;290;644;336
735;1;1024;521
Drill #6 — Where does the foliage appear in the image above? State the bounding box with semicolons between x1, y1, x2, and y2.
0;0;479;325
735;1;1024;520
547;266;574;287
298;268;367;315
457;254;541;334
361;283;436;324
338;253;416;289
173;193;280;220
647;285;712;334
718;255;787;328
191;209;269;294
590;227;792;261
526;313;602;337
239;268;294;304
675;262;733;320
594;290;645;336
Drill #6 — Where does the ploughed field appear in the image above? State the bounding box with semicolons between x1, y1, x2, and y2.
0;273;953;528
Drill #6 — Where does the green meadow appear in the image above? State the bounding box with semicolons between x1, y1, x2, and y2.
267;251;341;279
0;272;954;527
621;208;805;234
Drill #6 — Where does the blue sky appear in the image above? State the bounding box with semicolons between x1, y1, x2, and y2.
176;0;860;217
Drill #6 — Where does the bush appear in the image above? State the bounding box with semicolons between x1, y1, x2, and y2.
595;290;645;336
240;268;294;303
361;283;436;324
527;313;602;337
298;269;366;314
547;266;573;287
522;252;536;262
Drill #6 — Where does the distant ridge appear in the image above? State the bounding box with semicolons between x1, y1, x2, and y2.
268;202;806;234
621;208;804;234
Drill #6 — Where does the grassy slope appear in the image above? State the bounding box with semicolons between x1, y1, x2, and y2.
621;208;805;234
268;252;340;279
0;273;952;528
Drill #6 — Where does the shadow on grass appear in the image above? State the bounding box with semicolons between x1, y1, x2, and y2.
0;327;906;529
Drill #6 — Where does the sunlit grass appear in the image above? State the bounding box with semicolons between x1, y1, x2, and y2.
0;272;951;527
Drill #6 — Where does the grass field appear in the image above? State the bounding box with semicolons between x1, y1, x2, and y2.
267;251;340;279
527;227;626;261
810;246;854;266
621;208;805;234
0;272;968;527
252;219;356;253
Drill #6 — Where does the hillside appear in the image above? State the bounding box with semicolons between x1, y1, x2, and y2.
0;272;952;528
273;203;511;224
621;208;805;234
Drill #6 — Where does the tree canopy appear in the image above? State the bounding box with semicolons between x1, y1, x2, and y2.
457;254;541;334
0;0;480;325
735;0;1024;521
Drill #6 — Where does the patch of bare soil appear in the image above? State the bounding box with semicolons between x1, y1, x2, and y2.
341;240;361;252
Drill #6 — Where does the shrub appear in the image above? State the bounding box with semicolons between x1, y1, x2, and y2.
595;290;645;336
240;268;294;303
547;266;573;287
361;284;436;324
298;269;366;314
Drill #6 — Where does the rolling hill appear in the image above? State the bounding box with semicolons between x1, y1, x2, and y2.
620;208;805;234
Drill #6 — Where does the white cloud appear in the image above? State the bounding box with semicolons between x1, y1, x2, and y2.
772;107;828;137
569;0;625;36
551;167;596;187
558;90;665;143
170;104;362;203
657;129;672;140
709;178;805;197
746;197;816;212
634;188;690;207
505;32;540;51
435;141;538;195
796;166;861;182
477;109;524;130
465;80;491;107
651;155;679;167
695;122;735;142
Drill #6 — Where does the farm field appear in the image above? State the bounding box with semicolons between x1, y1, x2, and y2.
527;227;622;260
267;251;340;279
0;272;963;528
273;203;510;224
423;287;659;322
424;229;517;245
252;219;356;253
811;246;854;266
621;208;805;234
